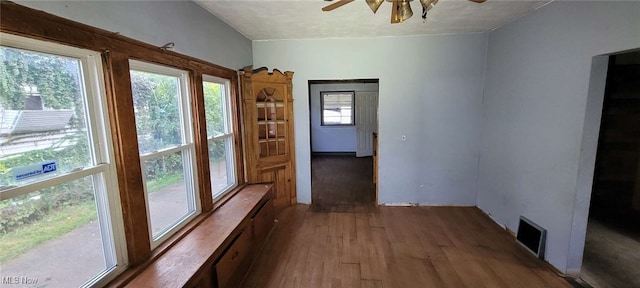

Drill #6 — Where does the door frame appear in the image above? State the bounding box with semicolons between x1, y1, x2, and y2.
307;79;380;204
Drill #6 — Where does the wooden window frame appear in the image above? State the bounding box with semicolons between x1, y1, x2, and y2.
0;33;128;287
0;1;246;274
129;60;201;249
202;75;239;201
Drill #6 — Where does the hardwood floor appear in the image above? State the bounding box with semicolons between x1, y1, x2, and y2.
241;205;572;288
311;154;376;213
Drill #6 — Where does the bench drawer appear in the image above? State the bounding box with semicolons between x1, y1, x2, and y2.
252;199;274;244
215;228;251;288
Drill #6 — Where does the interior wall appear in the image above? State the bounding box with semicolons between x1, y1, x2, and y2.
477;1;640;273
310;82;379;153
253;34;487;205
14;0;252;70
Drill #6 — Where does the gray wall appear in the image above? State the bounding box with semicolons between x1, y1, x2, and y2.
15;0;252;70
253;34;487;205
310;83;379;153
477;1;640;273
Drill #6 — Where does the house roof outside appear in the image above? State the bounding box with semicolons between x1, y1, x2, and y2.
0;110;74;135
0;110;76;158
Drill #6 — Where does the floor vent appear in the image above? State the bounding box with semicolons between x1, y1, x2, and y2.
516;216;546;259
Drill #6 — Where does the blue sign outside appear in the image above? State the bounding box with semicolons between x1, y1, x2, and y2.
13;161;58;181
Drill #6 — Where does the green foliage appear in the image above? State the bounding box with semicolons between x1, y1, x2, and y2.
0;135;90;186
0;46;92;236
203;81;226;161
0;178;93;235
130;71;184;181
0;46;90;185
130;71;182;153
203;81;224;135
0;47;84;125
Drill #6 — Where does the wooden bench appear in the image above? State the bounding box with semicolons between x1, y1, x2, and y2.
123;184;274;288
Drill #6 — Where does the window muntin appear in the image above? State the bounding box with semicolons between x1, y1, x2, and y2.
321;91;355;125
0;33;126;287
202;76;236;200
129;60;198;248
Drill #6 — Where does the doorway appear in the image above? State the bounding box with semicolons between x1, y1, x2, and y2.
308;79;379;212
581;51;640;287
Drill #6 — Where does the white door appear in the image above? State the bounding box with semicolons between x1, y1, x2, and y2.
355;91;378;157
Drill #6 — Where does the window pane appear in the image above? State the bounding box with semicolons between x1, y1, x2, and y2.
130;70;183;154
322;92;354;125
209;137;234;198
144;151;194;237
0;46;92;187
0;175;115;287
203;81;225;137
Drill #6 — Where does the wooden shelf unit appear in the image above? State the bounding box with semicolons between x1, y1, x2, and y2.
240;67;297;213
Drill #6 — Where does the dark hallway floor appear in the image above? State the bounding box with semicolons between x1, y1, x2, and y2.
580;217;640;288
311;154;376;212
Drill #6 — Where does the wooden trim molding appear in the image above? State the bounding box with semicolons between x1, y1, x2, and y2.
230;73;246;185
102;51;151;265
191;72;214;213
0;1;237;78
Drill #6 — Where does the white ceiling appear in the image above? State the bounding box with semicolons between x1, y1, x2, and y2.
195;0;551;40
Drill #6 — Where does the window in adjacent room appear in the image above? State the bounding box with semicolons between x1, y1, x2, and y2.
0;33;127;287
202;75;237;200
129;60;199;248
321;91;355;125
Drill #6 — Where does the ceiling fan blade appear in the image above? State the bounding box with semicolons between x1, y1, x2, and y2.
468;0;487;3
322;0;355;12
391;1;401;23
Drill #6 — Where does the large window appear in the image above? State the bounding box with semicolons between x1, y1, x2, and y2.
321;91;355;125
3;4;248;285
129;61;198;248
203;76;237;200
0;34;126;287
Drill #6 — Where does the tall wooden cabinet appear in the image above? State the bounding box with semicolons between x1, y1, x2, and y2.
240;67;296;213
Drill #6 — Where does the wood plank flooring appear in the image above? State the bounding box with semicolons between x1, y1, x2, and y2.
311;154;376;213
241;205;572;288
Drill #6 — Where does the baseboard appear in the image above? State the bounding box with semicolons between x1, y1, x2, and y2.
311;152;356;156
380;202;475;207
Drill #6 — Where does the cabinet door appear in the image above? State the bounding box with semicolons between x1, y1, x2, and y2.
254;164;292;214
254;83;290;162
252;198;274;248
188;266;213;288
215;229;252;288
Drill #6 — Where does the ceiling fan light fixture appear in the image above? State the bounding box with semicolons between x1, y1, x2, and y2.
420;0;438;12
398;1;413;22
324;0;483;24
366;0;385;14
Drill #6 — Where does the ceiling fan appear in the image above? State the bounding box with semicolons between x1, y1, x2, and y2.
322;0;487;24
